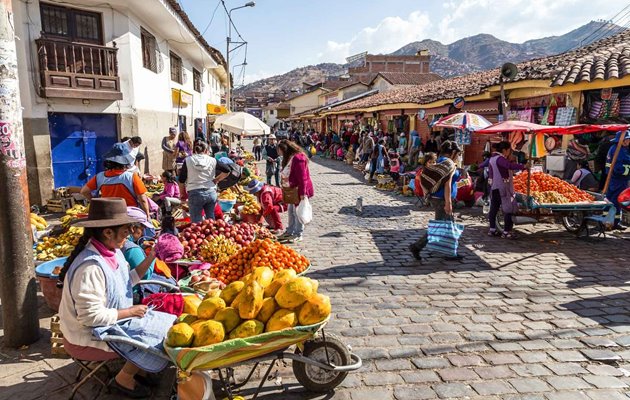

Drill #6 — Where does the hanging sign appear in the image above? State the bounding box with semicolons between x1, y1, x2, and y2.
453;97;465;109
455;129;472;145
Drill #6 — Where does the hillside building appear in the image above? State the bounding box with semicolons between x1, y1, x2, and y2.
348;54;431;81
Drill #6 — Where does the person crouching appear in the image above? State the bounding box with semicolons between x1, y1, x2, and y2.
246;179;287;234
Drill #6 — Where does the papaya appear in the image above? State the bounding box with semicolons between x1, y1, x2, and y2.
176;313;198;325
197;297;226;319
264;269;297;298
214;307;241;333
238;281;264;320
274;277;313;309
203;289;222;300
231;291;244;309
298;294;331;325
166;323;195;347
183;295;202;316
220;281;245;304
192;320;225;347
251;267;274;288
229;320;264;339
256;297;277;323
265;309;298;332
306;278;319;293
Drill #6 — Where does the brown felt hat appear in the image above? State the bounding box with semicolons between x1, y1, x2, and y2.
73;198;140;228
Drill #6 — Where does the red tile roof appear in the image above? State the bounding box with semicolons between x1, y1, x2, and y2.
327;29;630;113
374;72;443;85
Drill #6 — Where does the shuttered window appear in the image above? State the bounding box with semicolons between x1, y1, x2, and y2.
141;28;158;73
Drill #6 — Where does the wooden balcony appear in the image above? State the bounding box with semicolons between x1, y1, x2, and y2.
36;38;122;100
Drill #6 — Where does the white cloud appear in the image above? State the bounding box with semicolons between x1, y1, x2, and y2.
318;11;433;63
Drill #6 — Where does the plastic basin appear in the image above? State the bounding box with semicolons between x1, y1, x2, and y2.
219;199;236;213
35;257;67;312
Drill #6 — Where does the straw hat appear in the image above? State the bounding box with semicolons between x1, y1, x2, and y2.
74;198;141;228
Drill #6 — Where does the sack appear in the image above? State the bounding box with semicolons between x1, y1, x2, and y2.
420;158;456;198
296;197;313;225
282;186;299;204
310;145;317;156
141;293;184;316
426;219;464;257
499;184;519;214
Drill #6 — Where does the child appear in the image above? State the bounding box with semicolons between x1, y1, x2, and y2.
154;171;181;213
389;152;401;183
414;152;437;198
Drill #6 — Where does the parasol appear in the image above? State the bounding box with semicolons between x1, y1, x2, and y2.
432;112;492;131
215;112;270;136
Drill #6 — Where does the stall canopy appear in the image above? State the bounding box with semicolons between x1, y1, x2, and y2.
215;112;270;136
433;112;492;131
476;121;629;135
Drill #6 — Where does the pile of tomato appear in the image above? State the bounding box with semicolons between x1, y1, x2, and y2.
209;238;310;284
514;171;594;202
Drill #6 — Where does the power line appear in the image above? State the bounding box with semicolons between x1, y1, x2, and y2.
199;1;222;37
588;9;630;43
565;3;630;52
221;0;246;42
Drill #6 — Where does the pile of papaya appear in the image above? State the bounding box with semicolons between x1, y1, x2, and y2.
166;266;330;348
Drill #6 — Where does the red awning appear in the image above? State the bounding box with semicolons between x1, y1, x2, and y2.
475;121;601;135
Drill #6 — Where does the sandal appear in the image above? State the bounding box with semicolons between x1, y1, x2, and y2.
502;231;518;240
109;377;151;399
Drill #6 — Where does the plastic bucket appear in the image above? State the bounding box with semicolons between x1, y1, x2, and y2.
35;257;67;312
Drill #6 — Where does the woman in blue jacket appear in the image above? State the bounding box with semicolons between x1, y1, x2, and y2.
606;130;630;230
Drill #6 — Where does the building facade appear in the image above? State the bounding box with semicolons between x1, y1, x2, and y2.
348;54;431;81
13;0;228;204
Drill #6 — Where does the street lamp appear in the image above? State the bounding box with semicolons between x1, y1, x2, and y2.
226;1;254;112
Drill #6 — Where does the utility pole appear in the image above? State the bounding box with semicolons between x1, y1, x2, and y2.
0;0;40;347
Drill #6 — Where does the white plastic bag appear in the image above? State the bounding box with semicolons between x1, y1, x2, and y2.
296;197;313;225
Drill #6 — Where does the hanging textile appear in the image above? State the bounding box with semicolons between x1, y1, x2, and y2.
530;133;548;158
541;96;557;125
555;107;577;126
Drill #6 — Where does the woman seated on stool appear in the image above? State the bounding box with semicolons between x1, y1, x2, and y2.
246;179;287;234
58;198;175;398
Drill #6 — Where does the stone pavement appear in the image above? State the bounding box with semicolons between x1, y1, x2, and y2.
3;153;630;399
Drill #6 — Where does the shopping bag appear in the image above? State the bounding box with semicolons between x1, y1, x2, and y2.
310;145;317;156
296;197;313;225
426;219;464;257
281;186;299;204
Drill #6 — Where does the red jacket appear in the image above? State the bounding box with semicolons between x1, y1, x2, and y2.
288;153;314;200
259;185;285;215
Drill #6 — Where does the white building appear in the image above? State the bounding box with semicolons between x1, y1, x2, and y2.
13;0;228;204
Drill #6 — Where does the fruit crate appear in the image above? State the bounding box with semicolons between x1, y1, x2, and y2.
46;198;75;213
50;315;68;357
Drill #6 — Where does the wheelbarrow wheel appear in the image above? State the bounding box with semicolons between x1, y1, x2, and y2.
292;333;350;392
562;211;585;233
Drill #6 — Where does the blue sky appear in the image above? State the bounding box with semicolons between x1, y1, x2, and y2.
179;0;627;84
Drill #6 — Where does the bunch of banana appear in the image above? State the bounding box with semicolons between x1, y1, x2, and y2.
198;235;241;264
219;189;237;201
240;193;261;215
35;227;84;261
61;204;89;228
30;213;48;231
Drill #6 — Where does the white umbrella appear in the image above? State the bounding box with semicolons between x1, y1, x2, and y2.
215;112;270;136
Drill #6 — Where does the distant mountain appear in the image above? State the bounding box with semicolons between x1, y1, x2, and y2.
235;63;345;96
235;20;622;96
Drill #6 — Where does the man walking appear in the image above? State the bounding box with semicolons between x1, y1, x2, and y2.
263;134;281;186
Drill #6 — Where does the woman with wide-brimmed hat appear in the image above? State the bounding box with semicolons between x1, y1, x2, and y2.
58;198;176;398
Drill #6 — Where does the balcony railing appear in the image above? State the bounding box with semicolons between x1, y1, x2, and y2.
36;38;122;100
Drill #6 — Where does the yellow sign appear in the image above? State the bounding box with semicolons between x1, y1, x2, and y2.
207;103;227;115
172;89;193;106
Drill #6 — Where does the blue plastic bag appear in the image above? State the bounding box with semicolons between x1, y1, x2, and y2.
426;219;464;257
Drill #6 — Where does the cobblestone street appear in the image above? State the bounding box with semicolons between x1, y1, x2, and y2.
3;155;630;400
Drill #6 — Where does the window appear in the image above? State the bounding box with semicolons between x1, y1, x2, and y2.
141;28;158;73
40;3;103;45
193;68;202;92
170;52;182;83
